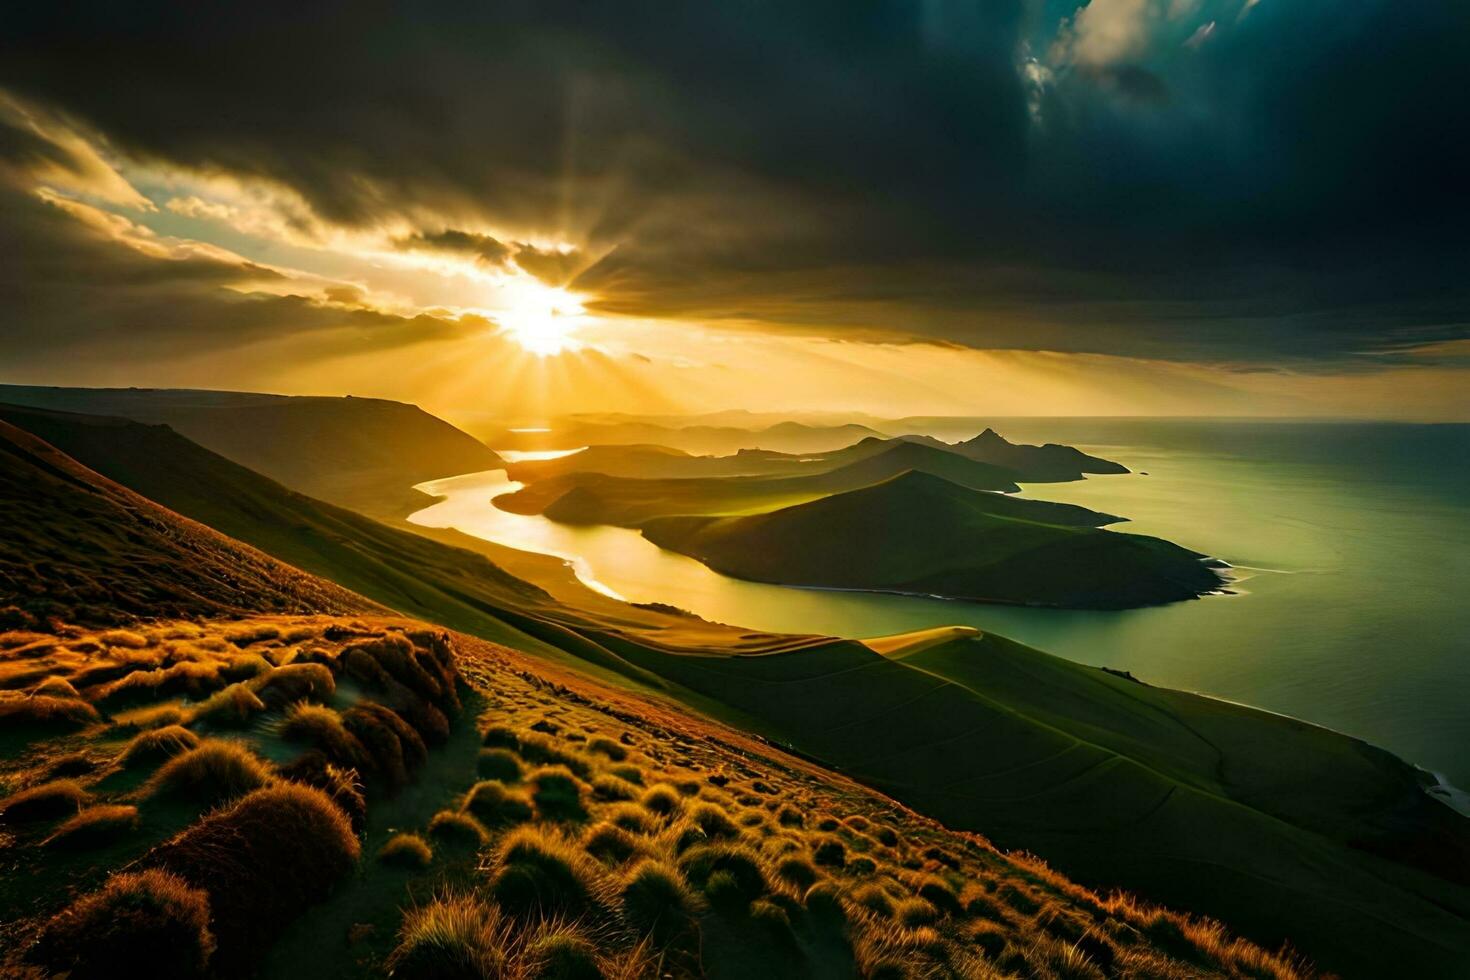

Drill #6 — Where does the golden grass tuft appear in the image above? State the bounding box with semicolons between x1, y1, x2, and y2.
587;735;628;761
145;782;359;961
188;681;266;726
528;765;589;822
463;780;535;828
145;739;272;805
0;691;99;730
43;804;140;848
429;808;491;848
477;747;524;783
522;922;606;980
277;702;367;769
32;869;214;979
0;779;91;823
32;675;79;698
378;832;434;869
386;894;512;980
119;724;201;768
620;858;704;943
583;821;646;864
639;783;682;818
489;825;607;921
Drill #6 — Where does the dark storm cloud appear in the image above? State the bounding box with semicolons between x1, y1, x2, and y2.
395;228;586;286
396;230;517;266
0;0;1467;365
0;160;472;368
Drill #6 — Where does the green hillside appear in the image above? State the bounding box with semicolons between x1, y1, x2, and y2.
596;629;1470;977
6;402;1468;975
0;385;501;507
951;427;1130;481
642;471;1218;608
0;403;666;689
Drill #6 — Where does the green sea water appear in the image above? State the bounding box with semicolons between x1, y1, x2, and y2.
412;419;1470;787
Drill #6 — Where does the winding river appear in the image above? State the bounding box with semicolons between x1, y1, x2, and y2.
409;418;1470;788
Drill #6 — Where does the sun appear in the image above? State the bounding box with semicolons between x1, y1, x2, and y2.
497;283;587;356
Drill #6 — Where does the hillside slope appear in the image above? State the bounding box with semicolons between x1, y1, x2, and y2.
642;471;1220;608
0;385;501;507
0;430;1299;980
6;407;1467;975
951;428;1129;481
0;419;375;625
599;628;1470;977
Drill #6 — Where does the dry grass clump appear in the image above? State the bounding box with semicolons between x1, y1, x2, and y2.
583;821;646;864
477;747;524;782
894;896;941;928
30;869;214;979
277;702;367;769
678;841;769;910
145;782;359;962
386;894;513;980
32;675;79;698
608;764;643;785
430;809;491;848
112;703;185;731
915;875;962;916
379;832;434;869
94;661;223;704
639;782;683;818
620;859;704;943
119;724;200;767
774;853;820;891
688;801;740;839
529;765;589;822
0;691;99;730
221;652;273;681
605;802;655;834
489;825;607;921
587;735;628;761
515;731;593;778
281;755;368;831
188;681;265;726
43;804;140;848
522;923;606;980
0;779;90;822
145;739;272;805
344;701;427;789
99;628;152;649
812;834;847;868
851;882;897;918
591;773;639;802
481;723;520;749
251;661;335;708
463;780;535;828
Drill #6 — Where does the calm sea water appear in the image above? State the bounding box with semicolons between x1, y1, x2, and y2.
411;420;1470;786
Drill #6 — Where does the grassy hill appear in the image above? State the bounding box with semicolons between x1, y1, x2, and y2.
598;628;1470;977
5;404;1468;975
0;385;501;508
949;428;1129;481
641;471;1218;609
0;429;1300;979
496;442;1087;526
0;419;374;625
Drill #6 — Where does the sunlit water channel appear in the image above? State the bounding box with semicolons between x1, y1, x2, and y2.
410;419;1470;788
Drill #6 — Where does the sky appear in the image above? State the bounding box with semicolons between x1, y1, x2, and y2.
1;1;1467;422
